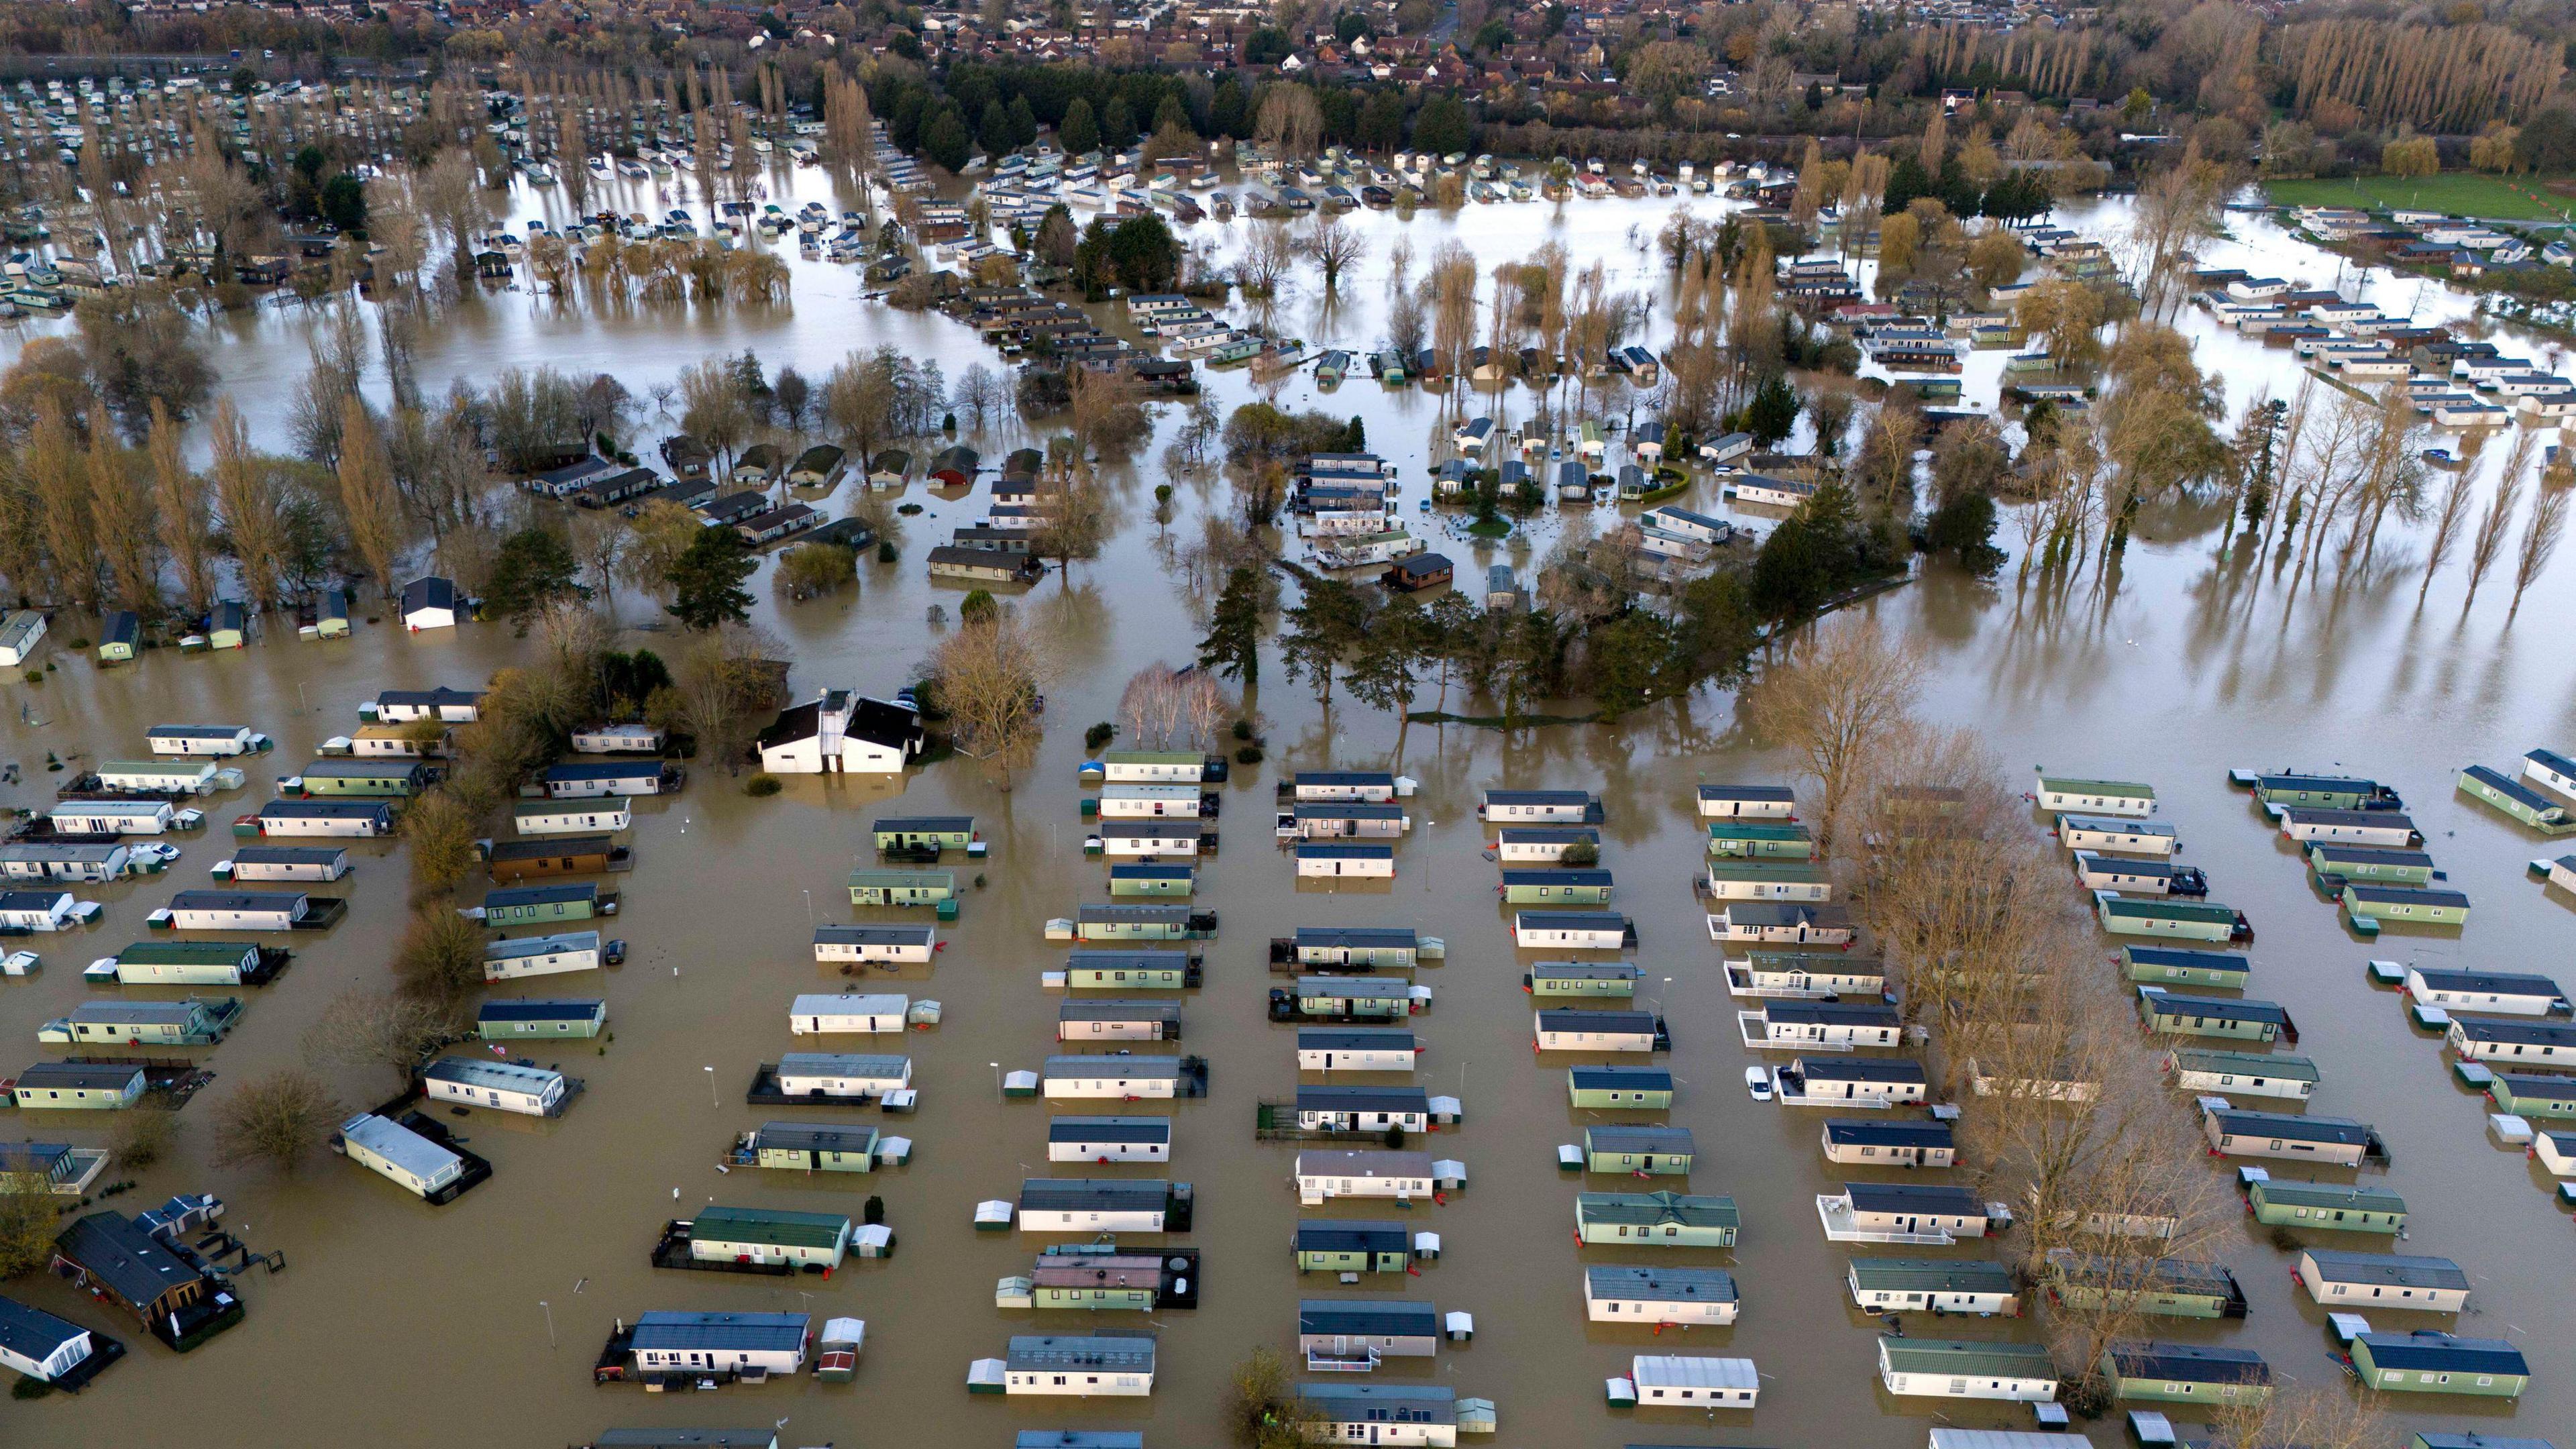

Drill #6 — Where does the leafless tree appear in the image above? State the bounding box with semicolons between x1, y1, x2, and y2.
2416;466;2477;602
2463;449;2527;608
303;989;456;1086
2510;480;2569;615
1746;615;1927;859
1238;221;1297;299
210;1069;347;1173
1303;214;1368;295
934;610;1056;788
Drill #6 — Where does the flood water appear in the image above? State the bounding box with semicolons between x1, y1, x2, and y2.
2;172;2573;1448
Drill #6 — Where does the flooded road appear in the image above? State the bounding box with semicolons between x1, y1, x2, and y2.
1;176;2573;1448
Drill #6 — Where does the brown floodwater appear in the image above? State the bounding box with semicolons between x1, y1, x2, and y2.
1;177;2573;1448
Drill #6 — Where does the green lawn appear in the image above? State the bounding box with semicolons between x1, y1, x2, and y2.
2263;172;2575;223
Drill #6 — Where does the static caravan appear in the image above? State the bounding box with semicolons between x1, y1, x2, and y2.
1067;904;1216;943
742;1121;882;1173
2445;1016;2576;1065
2202;1107;2375;1166
2279;808;2420;848
1696;784;1796;820
680;1206;853;1270
2534;1130;2576;1175
0;843;132;882
486;836;631;883
337;1112;466;1199
2041;1251;2245;1319
2489;1072;2576;1118
1750;1000;1904;1049
1298;1028;1419;1072
105;940;264;985
1534;1009;1664;1054
254;800;394;837
147;725;264;757
1573;1191;1739;1248
1628;1356;1759;1408
623;1312;809;1381
1821;1118;1955;1167
1066;951;1201;991
1279;927;1437;970
1280;975;1422;1021
2343;884;2471;928
2072;851;2194;895
2349;1333;2528;1398
1513;911;1635;952
1023;1250;1184;1312
1776;1057;1928;1106
2098;896;2250;944
813;925;937;966
1295;1085;1430;1133
47;800;176;836
1015;1179;1191;1234
1298;1384;1475;1448
1295;1220;1413;1273
2306;845;2436;887
10;1063;147;1110
1085;751;1224;786
2138;990;2294;1044
760;1053;913;1104
790;993;912;1034
1847;1258;2019;1316
1295;1150;1450;1203
1298;1300;1440;1366
1878;1338;2057;1402
1108;865;1195;899
1497;868;1612;904
1048;1116;1171;1163
94;759;223;795
843;870;957;910
2058;814;2180;857
165;889;318;932
227;846;352;882
2102;1343;2273;1405
39;998;239;1046
545;760;678;798
2247;772;2401;810
371;688;483;724
1478;789;1601;824
1097;820;1210;860
480;883;610;926
2525;747;2576;798
1044;1055;1205;1100
296;758;429;798
1495;827;1601;863
2124;947;2251;989
1526;962;1640;998
1585;1125;1694;1175
2248;1180;2406;1233
1284;802;1413;841
0;610;45;665
572;723;665;755
0;890;77;932
476;998;608;1040
2406;967;2568;1016
1705;821;1815;859
2033;774;2157;818
1099;785;1214;820
423;1057;570;1117
513;799;634;836
1825;1183;1991;1240
1057;1000;1183;1043
2296;1250;2471;1311
1295;843;1393;879
2458;765;2573;832
1568;1065;1674;1110
1709;901;1854;945
1702;860;1833;902
1288;771;1410;804
2165;1049;2317;1101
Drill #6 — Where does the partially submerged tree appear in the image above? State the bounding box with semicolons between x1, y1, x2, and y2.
1746;615;1926;859
209;1069;346;1174
932;610;1055;787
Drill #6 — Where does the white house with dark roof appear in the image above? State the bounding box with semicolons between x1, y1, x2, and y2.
757;690;926;775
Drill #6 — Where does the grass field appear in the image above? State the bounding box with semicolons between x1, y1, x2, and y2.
2261;172;2575;223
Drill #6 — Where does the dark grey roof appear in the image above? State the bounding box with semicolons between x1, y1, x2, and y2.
54;1212;202;1307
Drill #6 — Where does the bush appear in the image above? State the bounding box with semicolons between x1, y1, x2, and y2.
1232;719;1254;741
877;539;898;563
743;773;784;797
1085;722;1117;751
777;541;860;598
1235;744;1265;765
1561;840;1601;867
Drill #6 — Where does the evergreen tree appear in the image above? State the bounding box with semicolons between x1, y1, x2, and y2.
1102;95;1136;149
1743;372;1801;445
1060;96;1099;156
1197;566;1265;683
922;105;973;172
1210;79;1250;138
667;527;756;629
1008;95;1039;150
485;527;585;631
1155;91;1190;136
979;99;1012;156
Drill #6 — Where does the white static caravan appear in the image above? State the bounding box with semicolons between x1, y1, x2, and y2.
572;723;665;755
2033;774;2157;818
1296;1149;1456;1204
226;847;352;881
1297;1028;1420;1073
164;890;311;931
1534;1010;1661;1053
146;724;264;757
775;1053;913;1099
513;799;633;837
48;800;176;836
1479;789;1598;824
94;759;223;795
0;891;78;932
0;843;131;882
1495;827;1600;863
1288;771;1413;804
256;800;394;838
1747;1001;1905;1049
1015;1180;1187;1234
422;1057;569;1117
338;1112;465;1199
1695;784;1796;820
1047;1116;1172;1163
1728;475;1817;508
999;1332;1157;1397
1296;843;1395;879
481;930;605;981
1876;1339;2058;1402
1512;911;1634;951
372;687;484;724
1042;1055;1193;1099
2294;1249;2472;1312
790;993;912;1034
2525;747;2576;800
2058;814;2180;857
1585;1267;1739;1326
1092;821;1208;859
1628;1355;1760;1407
1097;785;1210;819
2445;1016;2576;1066
0;610;46;666
2405;967;2568;1017
1090;751;1219;785
814;924;937;966
2278;809;2419;848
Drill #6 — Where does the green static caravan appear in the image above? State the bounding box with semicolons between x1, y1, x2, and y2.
738;1121;883;1173
2033;773;2157;818
2245;771;2402;811
104;940;267;986
474;998;608;1040
2247;1179;2408;1233
1498;869;1615;904
2058;814;2180;857
1524;961;1640;998
2101;1342;2273;1405
2098;895;2251;944
478;883;608;926
2137;988;2297;1044
2341;884;2471;932
847;869;957;908
1065;951;1201;991
678;1205;854;1269
1295;1220;1414;1273
1108;865;1195;898
1584;1124;1696;1176
2165;1048;2319;1102
1056;904;1218;943
2487;1072;2576;1119
1572;1190;1739;1248
1704;820;1815;859
296;758;431;798
2123;946;2253;989
872;816;979;852
2306;844;2438;888
2348;1333;2528;1398
1277;975;1421;1021
2041;1250;2247;1319
2457;765;2576;835
1275;926;1441;970
1701;859;1834;902
1568;1065;1675;1110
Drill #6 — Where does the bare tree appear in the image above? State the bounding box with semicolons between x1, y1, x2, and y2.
2510;482;2569;614
2463;453;2526;607
2416;467;2477;603
88;400;158;613
393;901;488;1006
210;1069;347;1173
934;610;1055;787
209;397;288;608
1303;213;1367;294
303;989;455;1086
951;362;1006;433
337;396;405;599
1239;221;1297;299
148;399;214;619
1745;615;1927;859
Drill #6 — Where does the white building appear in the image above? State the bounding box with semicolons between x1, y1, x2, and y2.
813;925;936;965
422;1057;569;1116
756;690;926;775
999;1332;1156;1397
482;930;606;981
339;1112;465;1198
790;993;912;1034
1629;1354;1759;1407
1585;1267;1738;1326
399;576;460;630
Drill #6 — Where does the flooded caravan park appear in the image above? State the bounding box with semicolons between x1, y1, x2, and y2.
0;178;2574;1448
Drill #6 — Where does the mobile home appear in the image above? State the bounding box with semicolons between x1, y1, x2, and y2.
2296;1250;2471;1311
423;1057;570;1117
2101;1342;2272;1405
514;799;634;836
2348;1333;2527;1397
1512;911;1635;951
476;998;608;1040
254;800;394;837
1573;1191;1738;1247
337;1112;467;1200
2249;1180;2406;1233
812;924;937;966
1299;1028;1419;1072
1628;1355;1759;1407
2165;1049;2317;1100
1015;1179;1191;1234
1047;1116;1171;1163
164;889;319;932
1695;784;1796;820
1877;1338;2058;1401
2034;774;2157;818
2279;808;2420;848
1847;1258;2019;1316
2202;1107;2375;1166
2405;967;2568;1016
2058;814;2180;857
225;846;352;882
